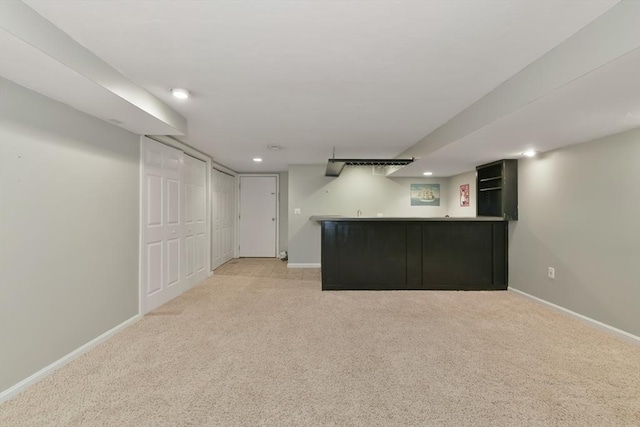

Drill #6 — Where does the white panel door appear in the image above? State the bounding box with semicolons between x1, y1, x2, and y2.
212;170;221;269
212;169;236;269
239;176;277;257
183;154;208;289
141;137;184;313
212;170;223;269
222;173;236;262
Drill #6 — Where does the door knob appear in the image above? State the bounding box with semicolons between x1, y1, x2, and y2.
272;218;275;221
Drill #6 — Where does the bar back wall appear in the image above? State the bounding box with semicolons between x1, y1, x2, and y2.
287;165;475;265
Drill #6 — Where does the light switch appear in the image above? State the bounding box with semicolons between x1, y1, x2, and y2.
294;208;301;215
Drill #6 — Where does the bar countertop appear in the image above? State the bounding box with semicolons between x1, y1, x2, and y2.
318;216;508;290
310;215;506;222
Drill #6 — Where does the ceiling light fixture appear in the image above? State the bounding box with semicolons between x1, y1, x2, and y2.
423;171;433;176
522;150;537;157
171;88;190;99
253;158;263;163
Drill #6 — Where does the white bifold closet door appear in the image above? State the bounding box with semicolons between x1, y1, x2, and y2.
212;169;235;270
142;138;184;313
183;154;208;289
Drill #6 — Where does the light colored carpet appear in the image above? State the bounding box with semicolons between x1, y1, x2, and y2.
1;259;639;426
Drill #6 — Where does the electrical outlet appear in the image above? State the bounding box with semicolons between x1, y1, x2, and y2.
294;208;301;215
548;267;555;279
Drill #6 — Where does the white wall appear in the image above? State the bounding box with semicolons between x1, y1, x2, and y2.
0;78;140;392
509;128;640;336
288;165;448;264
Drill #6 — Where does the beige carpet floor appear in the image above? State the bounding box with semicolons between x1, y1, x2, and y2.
1;258;639;426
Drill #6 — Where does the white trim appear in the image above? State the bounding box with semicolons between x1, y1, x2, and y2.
287;263;321;268
508;287;639;345
0;314;142;404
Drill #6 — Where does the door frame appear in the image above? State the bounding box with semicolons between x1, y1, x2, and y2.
237;174;279;258
139;135;213;315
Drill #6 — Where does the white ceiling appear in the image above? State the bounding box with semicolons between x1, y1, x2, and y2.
13;0;631;174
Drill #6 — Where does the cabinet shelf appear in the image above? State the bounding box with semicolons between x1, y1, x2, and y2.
476;159;518;220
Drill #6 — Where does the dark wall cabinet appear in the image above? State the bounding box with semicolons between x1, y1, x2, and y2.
476;159;518;220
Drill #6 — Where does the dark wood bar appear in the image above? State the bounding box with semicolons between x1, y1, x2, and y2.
317;217;508;291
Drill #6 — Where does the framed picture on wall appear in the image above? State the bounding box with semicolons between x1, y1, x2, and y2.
460;184;470;207
411;184;440;206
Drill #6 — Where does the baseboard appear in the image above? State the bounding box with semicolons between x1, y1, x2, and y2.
508;287;639;345
0;314;142;404
287;263;321;269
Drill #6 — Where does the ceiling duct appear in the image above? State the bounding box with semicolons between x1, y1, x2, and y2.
325;158;414;177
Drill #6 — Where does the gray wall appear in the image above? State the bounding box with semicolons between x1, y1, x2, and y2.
279;172;288;253
288;165;448;264
446;170;476;218
0;78;140;392
509;128;640;336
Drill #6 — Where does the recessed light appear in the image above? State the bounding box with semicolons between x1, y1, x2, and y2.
267;144;281;151
253;158;263;163
423;171;433;176
171;88;190;99
522;150;536;157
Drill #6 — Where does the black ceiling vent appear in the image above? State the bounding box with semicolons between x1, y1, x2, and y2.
325;158;414;177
